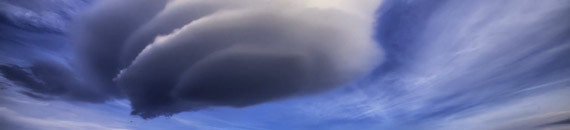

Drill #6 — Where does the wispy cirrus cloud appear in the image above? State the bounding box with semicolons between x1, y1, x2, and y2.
295;0;570;129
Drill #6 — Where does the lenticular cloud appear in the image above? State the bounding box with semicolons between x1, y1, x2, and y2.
73;0;383;118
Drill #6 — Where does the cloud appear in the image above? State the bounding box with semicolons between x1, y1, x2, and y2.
296;0;570;129
437;87;570;130
0;0;90;33
0;0;113;102
0;61;109;102
0;106;130;130
71;0;169;98
1;0;570;129
71;0;383;118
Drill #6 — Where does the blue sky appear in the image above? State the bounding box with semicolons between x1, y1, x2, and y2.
1;0;570;129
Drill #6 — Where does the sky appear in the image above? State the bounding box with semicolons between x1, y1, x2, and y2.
0;0;569;130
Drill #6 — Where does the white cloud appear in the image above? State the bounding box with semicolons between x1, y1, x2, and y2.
438;87;570;130
0;107;131;130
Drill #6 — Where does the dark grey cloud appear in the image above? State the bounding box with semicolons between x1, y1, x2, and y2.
71;0;170;98
71;0;382;118
0;65;42;90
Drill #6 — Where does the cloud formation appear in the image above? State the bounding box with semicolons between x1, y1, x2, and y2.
299;0;570;129
73;0;382;118
2;0;570;129
0;0;90;33
0;0;107;102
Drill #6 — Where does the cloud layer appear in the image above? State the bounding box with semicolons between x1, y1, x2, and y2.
299;0;570;129
72;0;382;118
2;0;570;129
